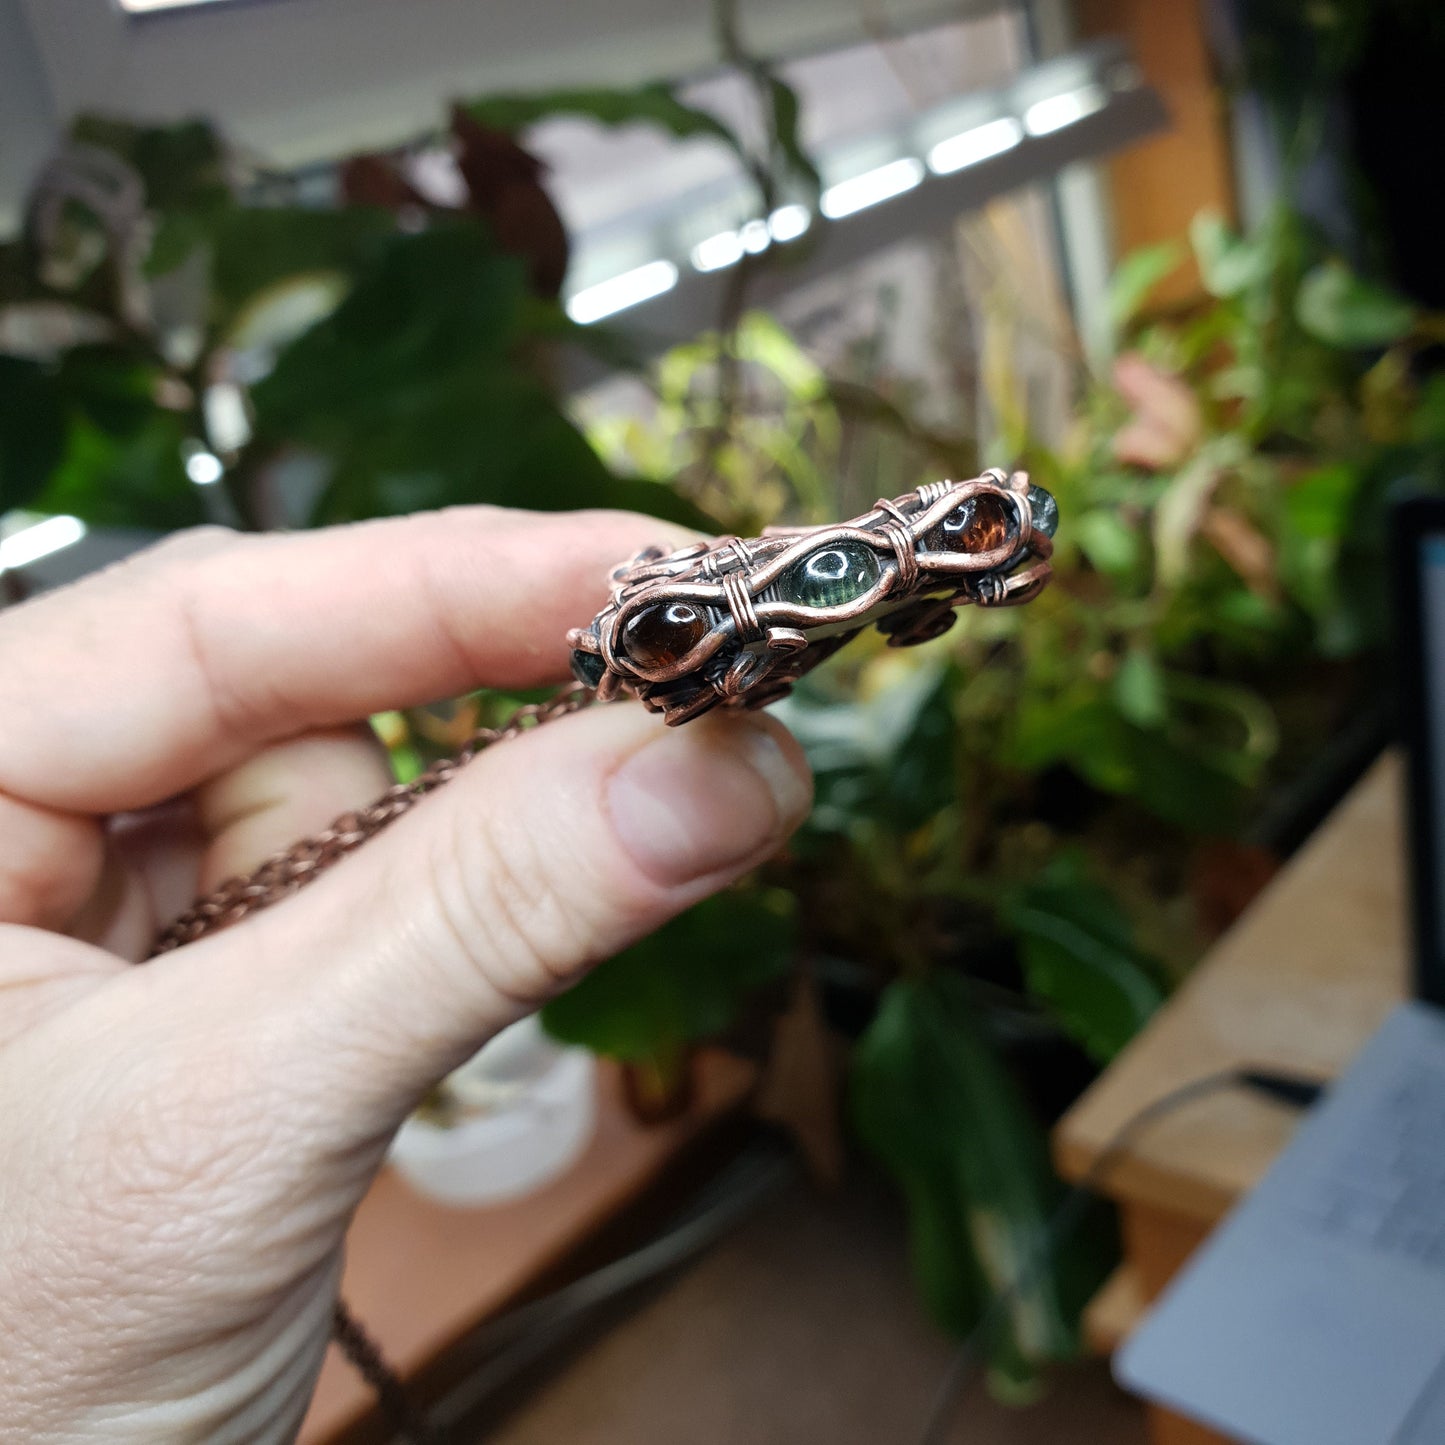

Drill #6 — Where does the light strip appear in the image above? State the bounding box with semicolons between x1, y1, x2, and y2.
691;205;813;275
578;74;1125;317
927;116;1024;175
692;231;745;272
117;0;230;10
0;515;86;570
185;450;225;486
739;219;770;254
1023;83;1107;138
819;158;925;220
566;261;679;325
768;204;811;243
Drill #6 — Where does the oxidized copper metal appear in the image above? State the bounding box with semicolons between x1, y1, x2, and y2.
567;468;1055;724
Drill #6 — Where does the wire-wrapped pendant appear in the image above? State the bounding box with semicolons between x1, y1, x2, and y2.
567;467;1058;725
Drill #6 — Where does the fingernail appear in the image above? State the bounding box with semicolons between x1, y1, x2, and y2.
606;715;811;887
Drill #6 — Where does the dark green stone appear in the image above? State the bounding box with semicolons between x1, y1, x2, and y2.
1029;485;1059;538
782;541;881;608
570;647;607;687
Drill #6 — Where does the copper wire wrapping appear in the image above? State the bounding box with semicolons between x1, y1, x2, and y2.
568;469;1055;724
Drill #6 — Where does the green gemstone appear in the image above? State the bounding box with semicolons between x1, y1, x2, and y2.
570;647;607;687
783;541;881;608
1028;486;1059;538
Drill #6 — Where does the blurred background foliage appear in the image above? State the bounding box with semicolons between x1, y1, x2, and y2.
1;25;1438;1393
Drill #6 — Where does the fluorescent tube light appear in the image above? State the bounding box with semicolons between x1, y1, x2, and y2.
566;261;679;325
768;205;811;242
739;219;771;255
692;206;812;273
927;117;1024;175
819;158;925;220
184;450;225;486
692;231;745;272
1023;83;1107;137
0;515;86;570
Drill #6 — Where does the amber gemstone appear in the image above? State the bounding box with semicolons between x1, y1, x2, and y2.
622;602;710;669
932;493;1019;553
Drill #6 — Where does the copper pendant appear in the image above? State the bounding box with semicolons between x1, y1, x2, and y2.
567;468;1057;725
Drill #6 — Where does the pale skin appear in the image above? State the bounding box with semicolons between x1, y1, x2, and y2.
0;507;812;1443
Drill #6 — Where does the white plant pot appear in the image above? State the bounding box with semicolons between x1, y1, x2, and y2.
389;1015;596;1207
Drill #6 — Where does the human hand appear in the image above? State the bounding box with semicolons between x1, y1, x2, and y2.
0;509;812;1442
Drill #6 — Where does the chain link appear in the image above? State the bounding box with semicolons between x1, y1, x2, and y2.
145;682;597;1443
151;684;595;954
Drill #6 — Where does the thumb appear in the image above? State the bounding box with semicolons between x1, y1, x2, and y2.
197;701;811;1130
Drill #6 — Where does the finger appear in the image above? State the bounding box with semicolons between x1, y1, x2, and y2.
1;725;393;939
0;925;124;1046
0;793;103;931
195;727;393;891
63;731;393;959
179;701;812;1136
0;506;695;817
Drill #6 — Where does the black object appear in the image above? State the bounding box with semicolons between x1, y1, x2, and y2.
1391;494;1445;1008
1237;1069;1326;1111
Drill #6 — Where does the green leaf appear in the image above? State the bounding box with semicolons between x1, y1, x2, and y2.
31;411;205;532
1074;509;1141;576
1189;211;1272;299
1112;647;1166;728
1284;462;1360;540
72;116;227;215
0;241;30;304
775;661;957;838
250;223;674;522
1295;261;1415;349
0;356;68;511
852;974;1109;1382
1153;441;1234;588
55;345;167;439
1411;375;1445;447
1006;685;1248;834
70;115;233;278
764;75;823;201
251;225;528;438
541;891;794;1062
211;207;391;324
1107;241;1183;332
1004;854;1166;1063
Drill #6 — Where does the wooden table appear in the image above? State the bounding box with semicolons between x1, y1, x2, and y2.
301;1051;755;1443
1053;752;1410;1445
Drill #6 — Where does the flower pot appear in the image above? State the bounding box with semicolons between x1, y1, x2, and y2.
389;1015;596;1206
619;1047;697;1124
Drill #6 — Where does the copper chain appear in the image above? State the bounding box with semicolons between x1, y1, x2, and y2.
151;684;595;954
145;681;597;1444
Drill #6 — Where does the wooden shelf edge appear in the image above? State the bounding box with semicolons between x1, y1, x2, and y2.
1083;1262;1145;1355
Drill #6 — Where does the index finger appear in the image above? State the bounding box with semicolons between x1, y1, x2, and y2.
0;506;694;813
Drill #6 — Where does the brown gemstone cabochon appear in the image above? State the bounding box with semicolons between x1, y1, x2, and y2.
622;602;710;669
